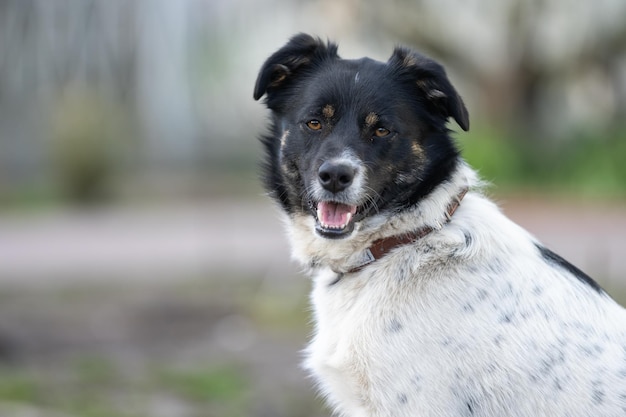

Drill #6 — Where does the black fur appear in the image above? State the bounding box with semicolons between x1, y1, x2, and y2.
254;34;469;232
535;243;605;294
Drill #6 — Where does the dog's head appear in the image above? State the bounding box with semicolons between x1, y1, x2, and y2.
254;34;469;240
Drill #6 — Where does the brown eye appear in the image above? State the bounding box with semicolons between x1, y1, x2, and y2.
374;127;390;138
306;120;322;131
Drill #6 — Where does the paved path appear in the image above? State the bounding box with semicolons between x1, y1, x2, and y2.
0;197;624;288
0;199;296;285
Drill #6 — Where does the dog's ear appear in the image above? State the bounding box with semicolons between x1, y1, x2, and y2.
253;33;339;102
388;47;469;131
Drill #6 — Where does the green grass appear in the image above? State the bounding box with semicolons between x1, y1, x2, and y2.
461;126;626;198
0;370;41;403
0;360;251;417
155;363;248;403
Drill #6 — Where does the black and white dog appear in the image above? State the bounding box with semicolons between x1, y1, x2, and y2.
254;34;626;417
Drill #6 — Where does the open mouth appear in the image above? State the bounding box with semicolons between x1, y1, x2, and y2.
313;201;358;239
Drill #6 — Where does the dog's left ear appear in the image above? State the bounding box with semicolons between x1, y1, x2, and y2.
389;47;469;131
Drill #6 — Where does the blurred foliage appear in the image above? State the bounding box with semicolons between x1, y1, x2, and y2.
459;125;525;187
1;1;625;207
50;88;131;205
544;130;626;196
461;126;626;197
156;363;250;416
0;361;250;417
0;369;41;403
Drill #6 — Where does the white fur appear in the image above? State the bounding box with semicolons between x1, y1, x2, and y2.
283;163;626;417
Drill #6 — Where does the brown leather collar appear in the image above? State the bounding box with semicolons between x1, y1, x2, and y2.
344;188;468;274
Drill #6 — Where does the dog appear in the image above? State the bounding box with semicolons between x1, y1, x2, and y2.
254;34;626;417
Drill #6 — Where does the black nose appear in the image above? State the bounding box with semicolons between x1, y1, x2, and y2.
318;161;356;193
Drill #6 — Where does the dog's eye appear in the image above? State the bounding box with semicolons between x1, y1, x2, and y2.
374;127;390;138
306;120;322;131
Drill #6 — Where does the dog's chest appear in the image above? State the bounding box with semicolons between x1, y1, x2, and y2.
306;269;392;415
304;263;465;416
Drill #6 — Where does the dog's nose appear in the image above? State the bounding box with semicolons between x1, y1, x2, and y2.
318;161;356;193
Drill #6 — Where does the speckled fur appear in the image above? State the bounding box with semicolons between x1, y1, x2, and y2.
254;34;626;417
298;163;626;417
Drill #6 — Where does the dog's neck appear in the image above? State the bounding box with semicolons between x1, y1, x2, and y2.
342;187;468;274
285;163;478;275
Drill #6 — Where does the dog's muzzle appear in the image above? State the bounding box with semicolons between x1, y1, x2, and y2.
312;160;361;239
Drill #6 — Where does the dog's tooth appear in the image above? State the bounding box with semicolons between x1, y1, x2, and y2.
318;219;350;231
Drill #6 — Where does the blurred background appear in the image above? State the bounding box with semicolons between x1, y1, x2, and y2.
0;1;625;416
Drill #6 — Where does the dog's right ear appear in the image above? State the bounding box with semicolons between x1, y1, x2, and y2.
253;33;338;102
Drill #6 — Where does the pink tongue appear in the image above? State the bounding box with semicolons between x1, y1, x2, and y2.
318;201;357;228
